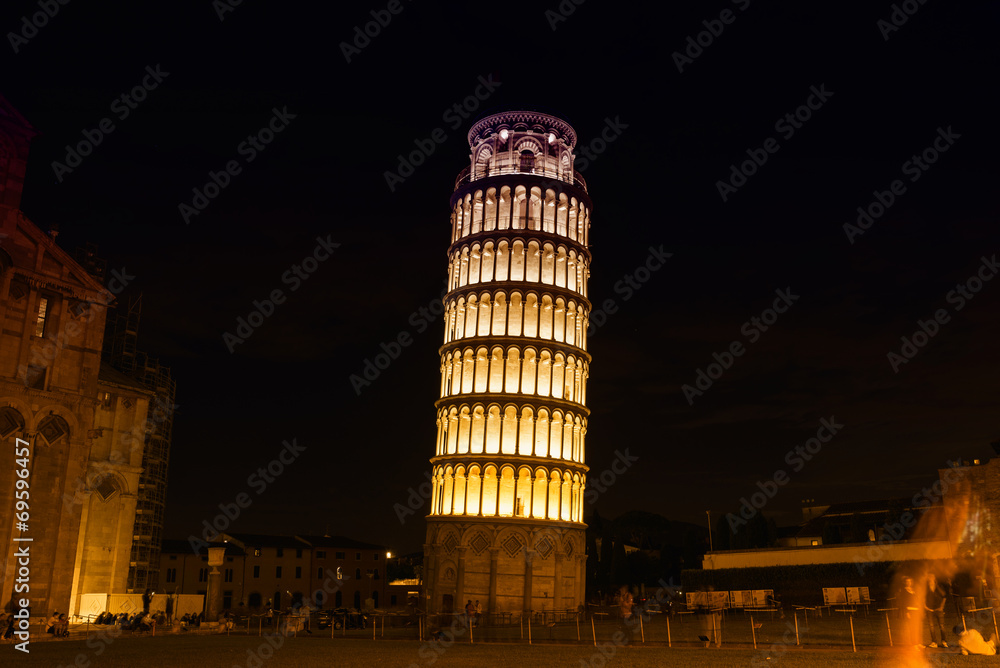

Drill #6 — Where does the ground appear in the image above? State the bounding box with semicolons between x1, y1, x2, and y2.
7;636;999;668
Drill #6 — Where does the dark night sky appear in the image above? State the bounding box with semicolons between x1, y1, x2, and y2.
3;1;998;553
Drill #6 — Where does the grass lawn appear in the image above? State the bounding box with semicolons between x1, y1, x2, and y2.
9;635;999;668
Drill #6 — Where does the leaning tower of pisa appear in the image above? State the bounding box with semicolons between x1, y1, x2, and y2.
423;111;592;619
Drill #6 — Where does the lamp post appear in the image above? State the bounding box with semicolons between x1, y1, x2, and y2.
706;511;713;552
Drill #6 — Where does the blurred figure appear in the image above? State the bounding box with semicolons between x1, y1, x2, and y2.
56;613;69;637
955;625;997;655
898;576;922;648
925;573;948;648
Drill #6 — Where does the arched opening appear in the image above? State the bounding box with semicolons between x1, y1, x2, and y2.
519;149;535;173
0;406;25;438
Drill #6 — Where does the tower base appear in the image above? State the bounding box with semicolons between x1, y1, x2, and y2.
423;518;586;619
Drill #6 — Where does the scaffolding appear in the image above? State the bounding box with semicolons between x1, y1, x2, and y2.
104;295;176;593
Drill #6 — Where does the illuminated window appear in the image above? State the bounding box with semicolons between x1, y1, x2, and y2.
35;297;49;337
336;567;343;580
254;549;261;557
811;540;819;546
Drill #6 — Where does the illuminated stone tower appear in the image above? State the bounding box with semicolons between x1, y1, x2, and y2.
424;111;592;618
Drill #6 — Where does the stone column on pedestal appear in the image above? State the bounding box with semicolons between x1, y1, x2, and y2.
423;544;437;614
456;546;468;617
206;546;225;622
488;548;500;618
553;552;563;611
523;549;535;617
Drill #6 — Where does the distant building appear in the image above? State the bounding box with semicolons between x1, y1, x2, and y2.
160;533;395;612
704;489;967;570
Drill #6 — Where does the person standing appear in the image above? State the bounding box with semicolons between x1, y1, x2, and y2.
899;576;922;648
926;573;948;648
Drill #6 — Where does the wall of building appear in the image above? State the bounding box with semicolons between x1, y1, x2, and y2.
702;539;953;569
68;381;152;617
159;539;390;612
0;199;114;618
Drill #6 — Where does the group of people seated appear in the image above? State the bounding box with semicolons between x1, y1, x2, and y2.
92;611;156;632
45;613;69;637
178;612;205;629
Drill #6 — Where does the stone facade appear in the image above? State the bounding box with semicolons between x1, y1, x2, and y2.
0;96;154;619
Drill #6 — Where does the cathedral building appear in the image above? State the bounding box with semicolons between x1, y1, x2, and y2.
423;111;592;617
0;96;172;619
